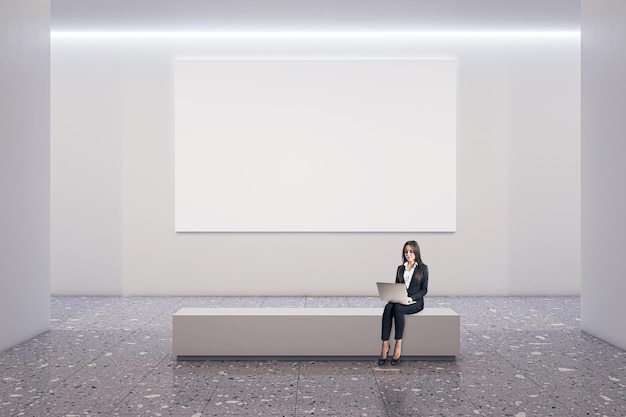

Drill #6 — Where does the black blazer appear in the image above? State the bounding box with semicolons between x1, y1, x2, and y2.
395;264;429;310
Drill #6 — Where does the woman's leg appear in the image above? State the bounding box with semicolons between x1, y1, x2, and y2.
392;339;402;361
391;304;422;361
381;303;395;341
380;303;396;363
380;340;390;360
392;303;421;340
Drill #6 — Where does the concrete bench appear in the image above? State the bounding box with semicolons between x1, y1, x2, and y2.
172;307;460;360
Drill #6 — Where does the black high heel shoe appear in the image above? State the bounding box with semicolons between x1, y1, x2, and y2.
391;343;402;366
378;344;390;366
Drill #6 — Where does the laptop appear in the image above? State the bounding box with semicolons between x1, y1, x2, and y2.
376;282;415;305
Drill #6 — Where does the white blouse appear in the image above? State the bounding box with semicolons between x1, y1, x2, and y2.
403;262;416;289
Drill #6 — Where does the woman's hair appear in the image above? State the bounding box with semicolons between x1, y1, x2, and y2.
402;240;423;265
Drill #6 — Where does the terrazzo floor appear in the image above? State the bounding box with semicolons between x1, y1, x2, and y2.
1;296;625;417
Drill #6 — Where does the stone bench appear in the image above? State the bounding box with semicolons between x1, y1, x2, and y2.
172;307;460;360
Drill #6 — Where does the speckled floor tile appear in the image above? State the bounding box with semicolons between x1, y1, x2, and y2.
394;360;451;374
212;360;300;377
378;378;476;416
299;360;374;376
346;296;386;308
450;365;539;390
218;297;266;308
203;374;298;416
111;379;213;416
14;382;131;417
260;297;306;308
176;296;224;308
296;377;386;416
304;296;349;308
538;373;626;413
2;296;625;417
463;386;571;416
388;408;484;417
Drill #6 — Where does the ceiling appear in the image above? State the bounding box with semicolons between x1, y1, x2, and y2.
51;0;580;32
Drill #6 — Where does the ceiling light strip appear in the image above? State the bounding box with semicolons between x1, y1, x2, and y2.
50;31;581;40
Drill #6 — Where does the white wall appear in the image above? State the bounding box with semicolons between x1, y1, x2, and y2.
581;0;626;350
51;33;581;297
0;0;50;352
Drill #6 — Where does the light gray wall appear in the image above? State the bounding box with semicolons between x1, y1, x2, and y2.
0;0;50;352
581;0;626;350
51;33;581;296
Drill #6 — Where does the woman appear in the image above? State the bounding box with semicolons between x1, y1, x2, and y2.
379;240;429;366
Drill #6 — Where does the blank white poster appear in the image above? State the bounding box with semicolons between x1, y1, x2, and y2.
175;59;456;232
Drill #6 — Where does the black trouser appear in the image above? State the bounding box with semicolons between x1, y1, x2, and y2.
381;302;423;340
